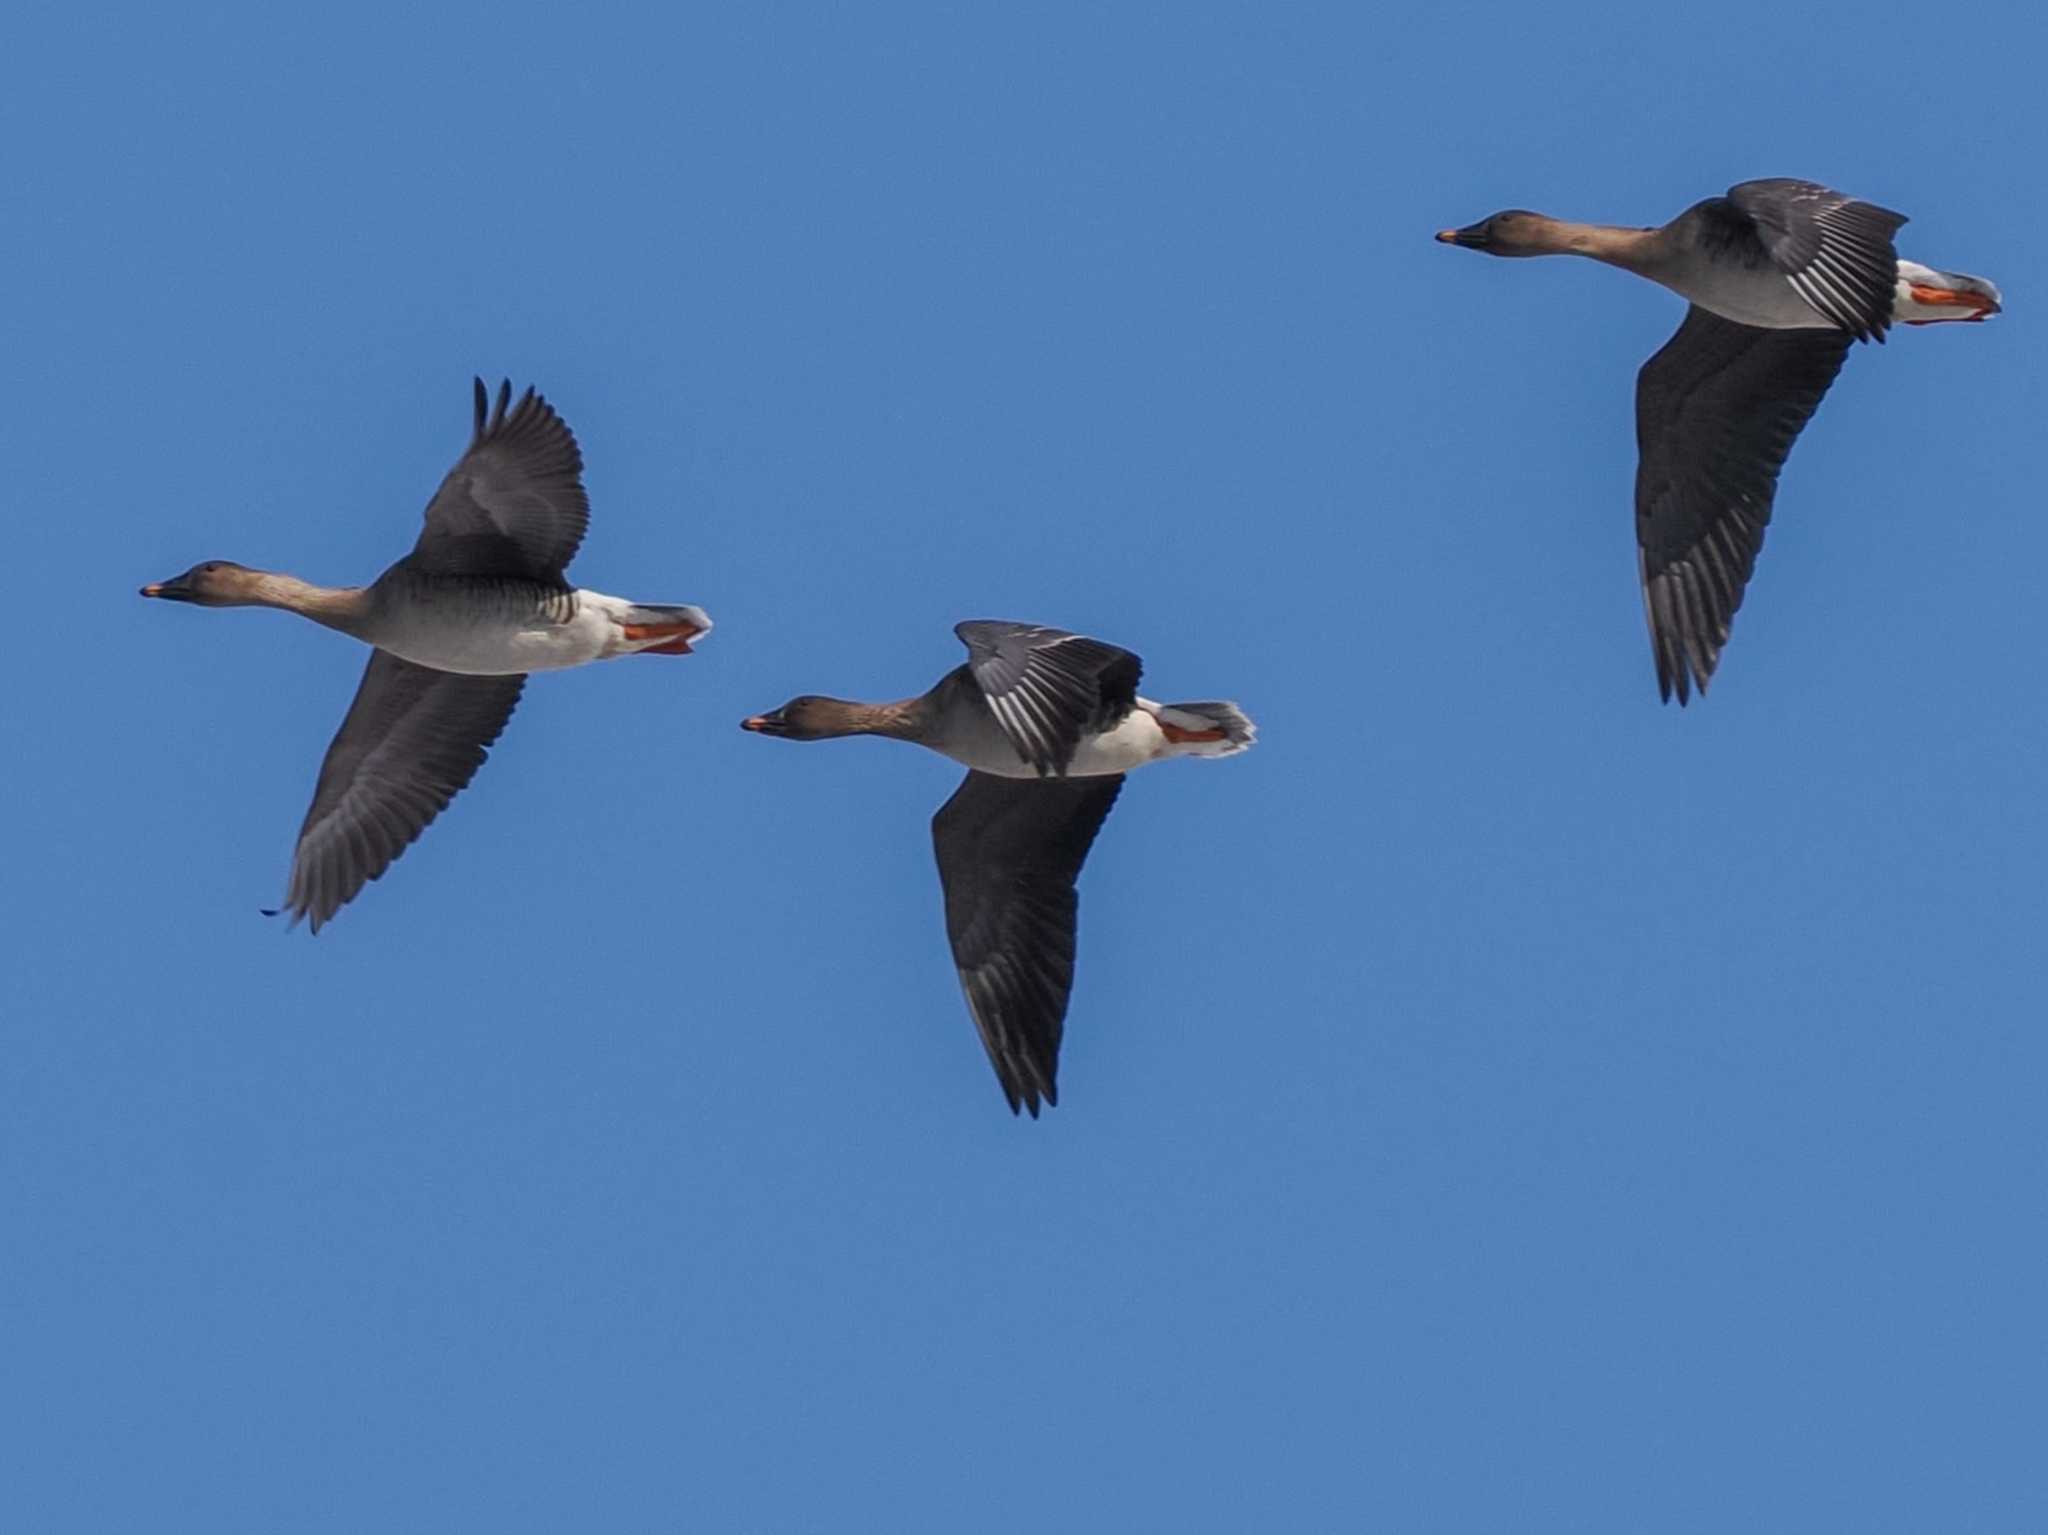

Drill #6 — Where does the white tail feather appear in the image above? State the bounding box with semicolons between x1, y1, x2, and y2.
622;602;714;635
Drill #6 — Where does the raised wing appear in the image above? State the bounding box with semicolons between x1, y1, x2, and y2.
280;651;525;931
410;378;590;579
932;770;1125;1116
1635;305;1854;703
1725;179;1907;343
954;620;1142;777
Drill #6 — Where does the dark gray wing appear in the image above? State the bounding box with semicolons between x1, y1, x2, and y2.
280;651;525;932
1725;179;1907;343
932;770;1125;1117
954;620;1142;777
409;378;590;580
1635;305;1854;703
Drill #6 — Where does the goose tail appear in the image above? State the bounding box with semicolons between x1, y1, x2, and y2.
1894;259;2002;324
1153;700;1257;757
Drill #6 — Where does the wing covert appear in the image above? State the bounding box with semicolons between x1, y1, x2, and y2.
954;621;1142;776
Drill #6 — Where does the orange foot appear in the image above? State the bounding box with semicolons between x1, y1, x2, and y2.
1906;283;1998;323
623;622;703;656
1158;719;1226;744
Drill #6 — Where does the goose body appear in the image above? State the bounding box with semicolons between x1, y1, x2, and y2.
911;661;1234;779
743;620;1255;1116
141;379;712;931
1438;178;1999;701
358;574;710;676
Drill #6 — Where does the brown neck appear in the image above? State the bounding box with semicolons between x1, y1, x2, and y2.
1528;216;1664;274
244;572;373;638
810;696;929;741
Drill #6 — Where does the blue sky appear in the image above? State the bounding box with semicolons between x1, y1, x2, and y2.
4;0;2044;1528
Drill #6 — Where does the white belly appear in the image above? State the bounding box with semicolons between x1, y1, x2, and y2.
372;596;616;676
1065;707;1169;775
940;700;1170;779
1682;270;1835;331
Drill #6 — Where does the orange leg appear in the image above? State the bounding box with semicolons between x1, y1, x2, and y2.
1158;720;1227;744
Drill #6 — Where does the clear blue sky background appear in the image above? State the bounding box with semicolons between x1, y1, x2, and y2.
4;1;2042;1528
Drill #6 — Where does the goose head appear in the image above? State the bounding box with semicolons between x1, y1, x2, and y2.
1435;210;1560;257
139;560;267;606
742;696;865;741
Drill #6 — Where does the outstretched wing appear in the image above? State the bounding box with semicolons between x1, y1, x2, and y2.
1724;179;1907;343
281;651;525;931
954;620;1142;777
410;378;590;579
932;770;1125;1117
1635;305;1854;704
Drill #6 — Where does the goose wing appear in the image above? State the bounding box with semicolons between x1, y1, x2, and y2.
954;621;1141;777
411;378;590;579
1635;305;1853;703
1724;178;1907;342
280;651;525;931
932;770;1125;1116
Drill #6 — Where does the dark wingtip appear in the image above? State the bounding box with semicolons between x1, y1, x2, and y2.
1003;1077;1049;1118
471;377;487;437
1012;1078;1055;1118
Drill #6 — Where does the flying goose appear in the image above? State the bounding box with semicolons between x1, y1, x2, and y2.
142;378;712;931
1437;178;2000;701
743;621;1255;1116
